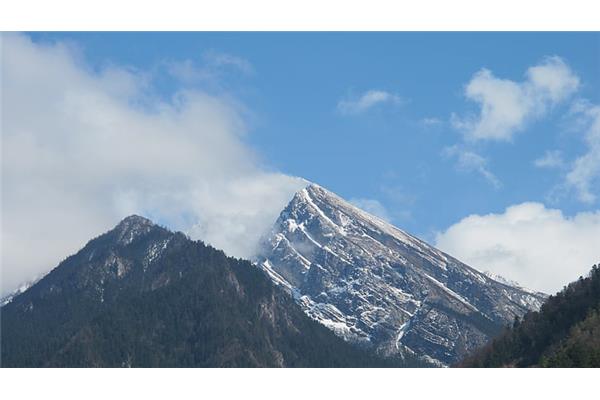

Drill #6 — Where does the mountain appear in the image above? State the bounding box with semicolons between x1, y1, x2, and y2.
461;264;600;367
1;215;421;367
256;183;546;366
0;277;40;307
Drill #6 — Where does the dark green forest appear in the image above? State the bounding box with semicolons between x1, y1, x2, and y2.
1;217;425;367
6;216;596;368
460;264;600;367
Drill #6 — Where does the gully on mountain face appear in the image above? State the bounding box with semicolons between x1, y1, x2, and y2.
256;183;545;366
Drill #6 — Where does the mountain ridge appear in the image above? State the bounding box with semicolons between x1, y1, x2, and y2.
461;264;600;367
256;183;545;365
1;215;421;367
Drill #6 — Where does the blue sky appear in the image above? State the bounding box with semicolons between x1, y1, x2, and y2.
27;32;600;238
5;32;600;293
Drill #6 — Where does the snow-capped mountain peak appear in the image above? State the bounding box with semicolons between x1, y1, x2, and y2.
114;215;156;245
256;183;545;366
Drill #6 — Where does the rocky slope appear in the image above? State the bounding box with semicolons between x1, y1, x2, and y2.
1;215;417;367
256;183;546;366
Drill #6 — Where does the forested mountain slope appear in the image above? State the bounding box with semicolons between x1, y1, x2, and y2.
1;216;422;367
461;264;600;367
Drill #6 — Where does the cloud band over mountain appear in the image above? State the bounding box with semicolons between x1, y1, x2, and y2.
1;33;304;296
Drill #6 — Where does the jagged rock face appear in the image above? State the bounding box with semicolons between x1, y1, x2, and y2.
1;215;412;367
257;184;546;366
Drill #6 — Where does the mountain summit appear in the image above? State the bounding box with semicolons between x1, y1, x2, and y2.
1;215;413;367
256;183;545;365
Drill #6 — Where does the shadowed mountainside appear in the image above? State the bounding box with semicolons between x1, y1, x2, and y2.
460;264;600;367
1;215;425;367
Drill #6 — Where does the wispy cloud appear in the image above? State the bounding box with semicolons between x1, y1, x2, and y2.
166;59;214;83
565;100;600;204
534;150;565;169
203;50;254;75
337;89;405;115
166;50;254;84
1;33;301;296
452;56;579;142
420;117;443;126
443;146;501;188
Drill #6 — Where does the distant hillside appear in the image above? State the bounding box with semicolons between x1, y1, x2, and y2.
460;264;600;367
1;216;424;367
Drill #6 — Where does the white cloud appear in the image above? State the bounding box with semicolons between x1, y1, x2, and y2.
349;198;391;222
565;100;600;204
420;117;442;126
166;59;215;83
337;90;404;115
1;33;304;296
534;150;565;169
443;146;501;188
435;202;600;293
452;56;579;141
203;50;254;75
526;56;581;103
166;50;253;84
